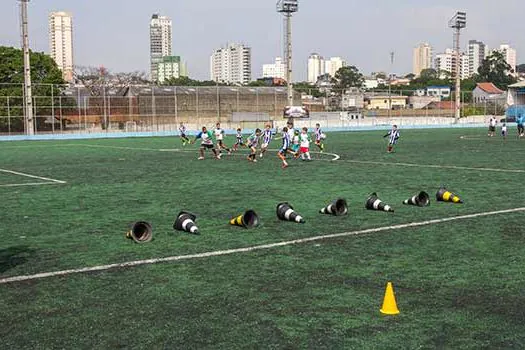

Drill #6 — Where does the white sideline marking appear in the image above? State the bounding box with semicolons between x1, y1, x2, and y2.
0;168;66;188
340;160;525;174
1;207;524;285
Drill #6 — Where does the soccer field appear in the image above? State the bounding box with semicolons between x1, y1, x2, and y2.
1;128;525;349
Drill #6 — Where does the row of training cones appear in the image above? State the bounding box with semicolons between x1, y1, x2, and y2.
126;200;348;243
126;187;463;243
366;187;464;213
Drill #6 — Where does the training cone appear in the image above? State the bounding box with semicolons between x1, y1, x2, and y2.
126;221;153;244
403;191;430;207
276;202;305;223
436;187;463;204
173;211;200;234
320;198;348;216
365;193;394;213
230;210;260;229
380;282;400;315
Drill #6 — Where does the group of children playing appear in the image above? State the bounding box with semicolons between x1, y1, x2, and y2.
488;116;525;139
180;121;326;169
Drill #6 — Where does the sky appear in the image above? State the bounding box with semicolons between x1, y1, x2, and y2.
0;0;523;81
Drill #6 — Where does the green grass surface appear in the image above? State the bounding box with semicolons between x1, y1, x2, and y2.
1;128;525;349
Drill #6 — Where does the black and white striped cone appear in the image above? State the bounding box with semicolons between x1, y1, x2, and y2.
173;211;200;234
126;221;153;243
276;202;305;223
365;193;394;213
320;198;348;216
403;191;430;207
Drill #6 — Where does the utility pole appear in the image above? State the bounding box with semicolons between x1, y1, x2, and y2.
20;0;34;135
277;1;299;107
449;11;466;123
388;51;394;119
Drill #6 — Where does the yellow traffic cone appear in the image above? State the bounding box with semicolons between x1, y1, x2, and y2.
380;282;400;315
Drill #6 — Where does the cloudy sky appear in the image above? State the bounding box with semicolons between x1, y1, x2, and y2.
0;0;523;80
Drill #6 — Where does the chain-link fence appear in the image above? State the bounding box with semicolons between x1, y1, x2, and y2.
0;83;519;136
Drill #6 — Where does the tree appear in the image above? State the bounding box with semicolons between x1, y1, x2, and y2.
476;51;517;90
293;81;323;98
404;73;416;80
333;66;364;93
75;66;149;96
419;68;438;80
0;46;66;132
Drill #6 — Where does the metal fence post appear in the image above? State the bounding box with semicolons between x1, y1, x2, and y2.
7;96;11;135
51;85;55;133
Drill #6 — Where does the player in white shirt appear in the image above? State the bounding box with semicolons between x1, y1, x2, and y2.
501;123;508;139
214;122;232;155
299;127;312;161
286;121;295;143
488;117;497;137
259;124;274;158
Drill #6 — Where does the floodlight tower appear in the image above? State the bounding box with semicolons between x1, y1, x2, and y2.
277;0;298;107
448;11;466;123
19;0;34;135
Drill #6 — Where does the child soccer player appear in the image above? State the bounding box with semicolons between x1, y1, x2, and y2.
291;130;301;158
299;127;312;161
501;123;508;139
179;123;190;146
383;125;400;153
277;127;297;169
286;121;295;142
192;126;220;160
232;128;246;152
259;124;274;158
313;123;325;152
214;122;231;155
247;128;262;162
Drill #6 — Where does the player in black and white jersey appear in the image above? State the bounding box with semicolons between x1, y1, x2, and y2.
259;124;274;158
383;125;400;153
277;127;297;169
232;128;247;152
313;123;325;153
214;122;231;155
178;123;190;146
247;128;262;162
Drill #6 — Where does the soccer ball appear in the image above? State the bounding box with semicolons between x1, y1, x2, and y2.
320;133;327;140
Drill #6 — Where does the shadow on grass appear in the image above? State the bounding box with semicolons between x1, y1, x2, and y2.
0;246;35;273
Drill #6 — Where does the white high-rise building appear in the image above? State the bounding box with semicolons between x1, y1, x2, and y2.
49;12;74;82
325;57;347;78
157;56;187;83
307;53;324;84
412;43;433;76
262;57;286;79
434;49;469;80
468;40;487;76
498;44;517;73
150;14;173;82
210;43;252;85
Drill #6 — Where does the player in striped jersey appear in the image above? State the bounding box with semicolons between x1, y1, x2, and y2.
247;128;262;162
259;124;274;158
214;122;232;155
277;127;297;169
179;123;190;146
313;123;325;152
383;125;400;153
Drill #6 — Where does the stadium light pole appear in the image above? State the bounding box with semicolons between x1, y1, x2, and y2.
19;0;34;135
277;0;299;107
449;11;466;123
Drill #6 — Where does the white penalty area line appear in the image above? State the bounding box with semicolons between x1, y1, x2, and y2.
339;160;525;174
1;206;524;285
0;168;66;187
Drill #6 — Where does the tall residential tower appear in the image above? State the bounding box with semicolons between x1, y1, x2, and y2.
412;43;433;77
150;14;172;82
49;11;74;82
210;43;252;85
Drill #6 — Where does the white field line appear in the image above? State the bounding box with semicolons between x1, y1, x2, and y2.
337;159;525;174
0;168;66;185
1;207;524;285
0;182;65;188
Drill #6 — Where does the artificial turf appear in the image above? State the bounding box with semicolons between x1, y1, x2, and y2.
1;128;524;349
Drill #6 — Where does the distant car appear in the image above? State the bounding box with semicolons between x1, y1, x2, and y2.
501;116;516;123
283;106;310;119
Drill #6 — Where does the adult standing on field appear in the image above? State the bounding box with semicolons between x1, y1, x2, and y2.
517;112;524;138
488;116;497;137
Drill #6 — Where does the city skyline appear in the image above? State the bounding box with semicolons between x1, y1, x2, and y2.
1;0;523;81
